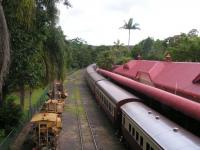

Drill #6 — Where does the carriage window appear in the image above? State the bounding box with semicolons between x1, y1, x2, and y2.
132;127;135;136
140;136;143;146
136;131;139;141
129;123;132;132
108;103;111;112
122;116;125;125
150;147;154;150
146;143;150;150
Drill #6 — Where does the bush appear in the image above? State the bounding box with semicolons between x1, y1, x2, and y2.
96;51;115;70
0;96;23;134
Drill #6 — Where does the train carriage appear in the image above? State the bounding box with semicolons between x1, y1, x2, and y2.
86;64;97;74
85;64;106;94
121;102;200;150
95;80;140;127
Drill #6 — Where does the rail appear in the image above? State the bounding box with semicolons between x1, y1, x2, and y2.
84;110;99;150
74;95;84;150
74;92;99;150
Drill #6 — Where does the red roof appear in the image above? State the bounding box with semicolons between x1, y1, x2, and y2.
114;60;158;79
113;60;200;102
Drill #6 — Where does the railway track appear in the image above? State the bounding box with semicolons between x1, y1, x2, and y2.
74;86;99;150
59;69;125;150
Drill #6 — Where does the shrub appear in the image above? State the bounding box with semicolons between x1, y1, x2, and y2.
0;96;23;134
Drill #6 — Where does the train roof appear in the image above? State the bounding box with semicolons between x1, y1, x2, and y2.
121;102;200;150
89;72;106;82
86;64;96;74
97;80;140;104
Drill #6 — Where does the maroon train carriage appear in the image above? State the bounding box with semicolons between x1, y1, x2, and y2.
121;102;200;150
95;80;141;128
97;68;200;136
85;64;106;94
86;64;96;74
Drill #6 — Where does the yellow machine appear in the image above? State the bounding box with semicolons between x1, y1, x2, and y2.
31;113;62;149
41;99;65;114
47;89;68;99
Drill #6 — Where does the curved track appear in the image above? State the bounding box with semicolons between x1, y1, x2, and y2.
58;69;126;150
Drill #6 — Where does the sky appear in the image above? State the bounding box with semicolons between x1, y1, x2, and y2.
58;0;200;46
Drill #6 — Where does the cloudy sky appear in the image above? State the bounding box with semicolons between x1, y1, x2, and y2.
58;0;200;46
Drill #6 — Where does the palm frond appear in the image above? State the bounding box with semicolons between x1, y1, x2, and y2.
131;24;140;30
63;0;72;8
127;18;133;27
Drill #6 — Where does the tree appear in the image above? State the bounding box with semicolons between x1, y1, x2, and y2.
0;0;10;103
188;29;199;37
2;0;71;108
1;0;36;104
120;18;140;50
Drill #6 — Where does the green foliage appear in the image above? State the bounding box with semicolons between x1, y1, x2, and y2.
0;129;5;141
10;88;44;111
96;41;130;69
115;56;132;65
2;0;70;109
44;27;66;81
131;29;200;62
97;50;115;70
66;38;95;69
0;96;23;134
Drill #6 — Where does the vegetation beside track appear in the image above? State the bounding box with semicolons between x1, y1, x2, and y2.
9;88;44;111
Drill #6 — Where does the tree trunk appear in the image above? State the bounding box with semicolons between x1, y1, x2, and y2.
128;29;130;50
0;92;2;106
42;53;50;84
29;87;32;113
19;84;25;109
52;81;55;99
0;1;10;104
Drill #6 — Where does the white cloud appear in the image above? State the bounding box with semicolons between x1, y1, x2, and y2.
58;0;200;45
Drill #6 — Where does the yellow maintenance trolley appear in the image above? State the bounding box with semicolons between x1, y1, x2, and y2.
41;99;65;114
31;113;62;149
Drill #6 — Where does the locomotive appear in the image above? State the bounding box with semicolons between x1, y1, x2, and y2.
85;64;200;150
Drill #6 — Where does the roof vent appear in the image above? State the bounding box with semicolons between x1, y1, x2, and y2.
148;111;152;114
164;53;172;62
137;54;142;60
123;64;129;70
173;128;179;132
193;74;200;84
155;116;160;120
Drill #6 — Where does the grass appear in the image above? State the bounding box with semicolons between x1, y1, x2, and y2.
9;88;45;111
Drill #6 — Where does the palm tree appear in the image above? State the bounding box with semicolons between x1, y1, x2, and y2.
120;18;140;50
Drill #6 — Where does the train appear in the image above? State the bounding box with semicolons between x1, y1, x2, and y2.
97;68;200;137
85;64;200;150
30;81;68;150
